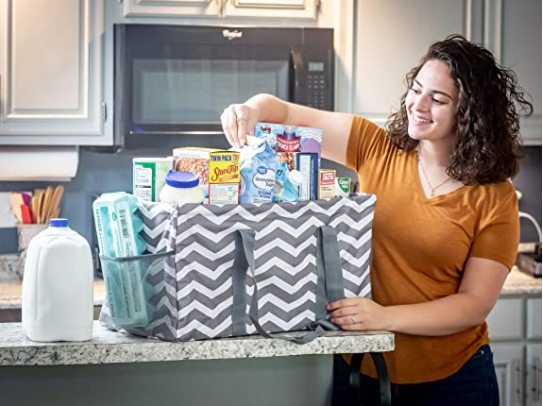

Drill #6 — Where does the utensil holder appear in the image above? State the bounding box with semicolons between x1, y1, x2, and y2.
16;223;48;279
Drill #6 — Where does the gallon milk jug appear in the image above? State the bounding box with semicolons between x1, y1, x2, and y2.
22;218;93;342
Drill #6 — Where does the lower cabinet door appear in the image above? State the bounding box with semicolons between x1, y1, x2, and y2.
492;343;524;406
526;344;542;406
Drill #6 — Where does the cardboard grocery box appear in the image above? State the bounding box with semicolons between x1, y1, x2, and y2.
254;123;322;159
208;151;241;204
318;169;336;200
173;148;241;204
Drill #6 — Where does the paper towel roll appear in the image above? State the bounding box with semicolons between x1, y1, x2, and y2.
0;146;79;181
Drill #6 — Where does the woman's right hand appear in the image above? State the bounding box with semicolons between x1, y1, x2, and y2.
221;103;259;149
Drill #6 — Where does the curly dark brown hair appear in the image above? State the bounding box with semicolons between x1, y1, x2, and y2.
387;34;533;185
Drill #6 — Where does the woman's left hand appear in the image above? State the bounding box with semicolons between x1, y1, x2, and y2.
327;297;390;331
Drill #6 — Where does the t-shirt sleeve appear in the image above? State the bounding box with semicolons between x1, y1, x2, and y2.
469;184;520;270
346;115;392;172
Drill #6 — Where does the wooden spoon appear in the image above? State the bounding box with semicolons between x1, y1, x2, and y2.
46;185;64;222
31;196;39;223
38;192;46;224
34;188;45;198
9;192;23;223
40;186;54;224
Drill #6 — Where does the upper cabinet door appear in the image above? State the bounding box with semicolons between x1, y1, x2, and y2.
223;0;318;20
122;0;221;18
0;0;104;144
122;0;317;19
501;0;542;146
353;0;541;145
354;0;468;128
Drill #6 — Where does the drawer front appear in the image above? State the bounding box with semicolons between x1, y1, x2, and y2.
527;298;542;339
487;298;524;340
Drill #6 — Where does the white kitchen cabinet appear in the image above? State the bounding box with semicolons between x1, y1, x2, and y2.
0;0;106;146
487;298;524;340
223;0;318;20
122;0;318;20
493;343;524;406
525;344;542;406
122;0;221;18
352;0;541;145
501;0;542;146
526;298;542;340
488;294;543;406
354;0;469;127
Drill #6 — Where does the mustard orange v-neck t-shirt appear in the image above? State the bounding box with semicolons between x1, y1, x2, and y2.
345;115;519;384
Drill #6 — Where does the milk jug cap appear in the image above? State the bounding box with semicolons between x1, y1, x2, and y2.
165;170;200;188
50;218;69;227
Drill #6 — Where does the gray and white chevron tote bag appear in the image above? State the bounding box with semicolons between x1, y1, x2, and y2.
99;194;376;342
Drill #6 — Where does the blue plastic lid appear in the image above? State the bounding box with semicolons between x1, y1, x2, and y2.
50;218;68;227
164;171;200;188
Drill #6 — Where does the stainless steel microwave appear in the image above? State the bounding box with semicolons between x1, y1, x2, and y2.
113;24;334;149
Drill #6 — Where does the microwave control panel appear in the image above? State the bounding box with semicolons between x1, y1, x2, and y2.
306;61;329;110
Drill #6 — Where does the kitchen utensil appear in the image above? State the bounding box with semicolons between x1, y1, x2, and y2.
40;186;53;224
9;192;24;222
20;205;32;224
46;185;64;223
21;193;31;207
36;193;44;224
30;196;39;223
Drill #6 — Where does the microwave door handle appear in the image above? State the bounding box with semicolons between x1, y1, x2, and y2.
290;49;306;104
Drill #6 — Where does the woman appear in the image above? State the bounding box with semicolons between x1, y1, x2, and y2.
221;35;533;405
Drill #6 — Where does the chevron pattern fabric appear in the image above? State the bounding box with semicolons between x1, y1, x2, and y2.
99;194;376;342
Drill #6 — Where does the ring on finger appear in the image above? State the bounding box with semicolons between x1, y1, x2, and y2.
236;116;248;123
351;316;356;325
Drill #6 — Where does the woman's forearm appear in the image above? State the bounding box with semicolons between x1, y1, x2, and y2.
386;293;490;336
245;94;289;124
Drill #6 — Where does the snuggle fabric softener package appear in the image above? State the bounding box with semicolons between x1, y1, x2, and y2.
237;136;278;204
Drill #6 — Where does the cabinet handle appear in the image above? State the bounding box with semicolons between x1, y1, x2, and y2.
216;0;226;18
534;356;542;402
513;359;522;403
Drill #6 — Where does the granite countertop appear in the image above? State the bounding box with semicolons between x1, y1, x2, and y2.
0;321;394;367
501;267;542;295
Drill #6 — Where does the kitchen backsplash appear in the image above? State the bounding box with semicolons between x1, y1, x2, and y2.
0;141;541;254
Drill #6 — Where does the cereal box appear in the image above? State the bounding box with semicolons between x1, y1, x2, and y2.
208;151;240;205
318;169;336;200
172;147;217;203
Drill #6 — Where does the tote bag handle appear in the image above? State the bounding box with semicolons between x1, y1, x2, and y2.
231;226;344;344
